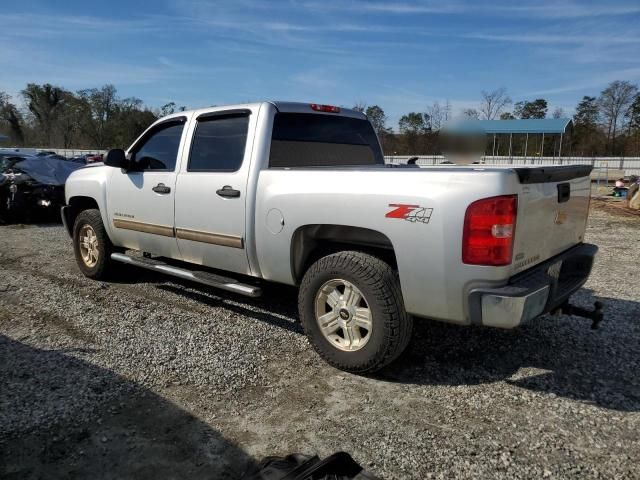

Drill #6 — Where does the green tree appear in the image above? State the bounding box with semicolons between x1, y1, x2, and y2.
626;93;640;132
599;80;638;154
21;83;66;145
625;93;640;155
160;102;177;116
363;105;389;150
513;99;548;119
574;96;599;126
398;112;429;134
398;112;431;154
0;91;25;144
110;97;157;148
77;85;119;148
572;96;603;156
365;105;388;135
56;92;86;148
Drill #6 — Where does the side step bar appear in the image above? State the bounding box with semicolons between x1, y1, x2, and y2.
110;253;262;298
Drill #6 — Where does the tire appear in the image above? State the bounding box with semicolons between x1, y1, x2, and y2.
72;209;116;280
298;251;413;374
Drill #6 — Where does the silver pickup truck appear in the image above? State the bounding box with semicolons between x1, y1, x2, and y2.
62;101;599;373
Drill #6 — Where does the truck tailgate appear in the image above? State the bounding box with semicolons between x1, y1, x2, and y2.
511;166;591;274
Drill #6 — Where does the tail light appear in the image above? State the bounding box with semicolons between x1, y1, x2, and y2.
462;195;517;266
310;104;340;113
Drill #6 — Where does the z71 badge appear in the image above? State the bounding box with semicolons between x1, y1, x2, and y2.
386;204;433;224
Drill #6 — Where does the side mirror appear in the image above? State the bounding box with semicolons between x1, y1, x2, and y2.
104;149;128;169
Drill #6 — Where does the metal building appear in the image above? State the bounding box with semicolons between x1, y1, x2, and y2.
447;118;573;158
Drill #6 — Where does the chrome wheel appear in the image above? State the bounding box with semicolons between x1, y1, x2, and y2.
78;224;99;268
314;279;372;352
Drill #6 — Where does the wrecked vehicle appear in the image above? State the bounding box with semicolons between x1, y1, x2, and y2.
0;154;83;224
68;153;104;164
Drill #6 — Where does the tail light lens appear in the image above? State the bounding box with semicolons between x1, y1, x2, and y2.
462;195;517;266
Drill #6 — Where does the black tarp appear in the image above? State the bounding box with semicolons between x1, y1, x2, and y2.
12;157;84;185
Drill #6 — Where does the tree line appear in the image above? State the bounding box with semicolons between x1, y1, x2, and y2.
2;80;640;156
356;80;640;156
0;84;183;150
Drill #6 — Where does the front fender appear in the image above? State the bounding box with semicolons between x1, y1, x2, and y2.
64;166;113;238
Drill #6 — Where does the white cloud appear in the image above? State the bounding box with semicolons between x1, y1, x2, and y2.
0;13;162;38
290;70;339;90
465;32;640;46
523;67;640;96
297;0;640;18
498;2;640;19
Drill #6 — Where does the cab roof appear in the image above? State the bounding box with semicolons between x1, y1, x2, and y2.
160;101;367;121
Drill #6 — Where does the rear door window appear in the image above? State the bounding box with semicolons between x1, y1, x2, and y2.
269;113;384;168
188;114;249;172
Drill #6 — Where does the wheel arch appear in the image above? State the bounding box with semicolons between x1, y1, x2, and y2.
63;196;101;237
290;224;398;283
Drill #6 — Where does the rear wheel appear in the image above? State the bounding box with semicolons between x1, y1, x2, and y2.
73;209;116;280
298;251;412;373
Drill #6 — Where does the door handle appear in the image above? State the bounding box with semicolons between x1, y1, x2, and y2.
216;185;241;198
152;183;171;194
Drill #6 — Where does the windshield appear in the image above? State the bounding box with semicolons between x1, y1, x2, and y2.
269;113;384;168
0;155;24;172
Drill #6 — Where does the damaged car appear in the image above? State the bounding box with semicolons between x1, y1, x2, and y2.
0;154;83;224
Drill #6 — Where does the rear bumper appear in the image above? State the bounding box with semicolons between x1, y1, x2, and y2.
469;243;598;328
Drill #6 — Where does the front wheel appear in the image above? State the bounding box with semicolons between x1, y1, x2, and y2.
298;251;412;373
73;209;117;280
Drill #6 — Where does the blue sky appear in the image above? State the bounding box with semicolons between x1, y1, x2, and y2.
1;0;639;127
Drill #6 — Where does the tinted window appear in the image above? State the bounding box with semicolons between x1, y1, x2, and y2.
269;113;384;168
132;122;184;171
188;114;249;172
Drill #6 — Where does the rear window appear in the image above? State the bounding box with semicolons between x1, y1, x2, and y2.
269;113;384;168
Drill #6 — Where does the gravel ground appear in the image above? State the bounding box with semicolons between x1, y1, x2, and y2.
0;205;638;479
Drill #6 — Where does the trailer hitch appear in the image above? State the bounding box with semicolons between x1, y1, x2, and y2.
554;301;604;329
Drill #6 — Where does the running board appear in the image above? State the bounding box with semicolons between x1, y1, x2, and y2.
110;253;262;297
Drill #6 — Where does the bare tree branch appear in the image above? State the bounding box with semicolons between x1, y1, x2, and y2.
479;87;512;120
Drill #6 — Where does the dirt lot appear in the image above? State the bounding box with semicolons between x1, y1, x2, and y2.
1;205;639;479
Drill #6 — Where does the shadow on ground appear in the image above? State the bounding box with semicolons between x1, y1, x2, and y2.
158;277;639;413
111;262;302;335
0;336;255;479
157;282;302;335
381;289;640;412
1;222;62;229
